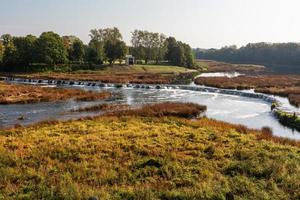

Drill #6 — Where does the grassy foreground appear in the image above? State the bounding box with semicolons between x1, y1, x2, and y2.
0;104;299;199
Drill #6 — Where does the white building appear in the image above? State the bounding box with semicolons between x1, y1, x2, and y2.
125;55;135;65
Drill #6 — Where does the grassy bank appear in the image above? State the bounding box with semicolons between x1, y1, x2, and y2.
0;82;110;104
196;60;265;74
0;103;299;199
3;64;198;84
274;109;300;132
194;75;300;107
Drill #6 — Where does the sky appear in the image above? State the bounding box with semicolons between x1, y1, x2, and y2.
1;0;300;48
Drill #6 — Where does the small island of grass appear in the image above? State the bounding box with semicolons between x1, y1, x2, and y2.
0;81;110;104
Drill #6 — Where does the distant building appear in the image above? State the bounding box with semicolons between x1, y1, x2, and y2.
126;55;135;65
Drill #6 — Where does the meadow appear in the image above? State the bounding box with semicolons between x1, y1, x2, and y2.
0;103;299;200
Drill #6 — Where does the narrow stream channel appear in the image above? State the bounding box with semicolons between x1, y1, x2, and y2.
1;74;300;140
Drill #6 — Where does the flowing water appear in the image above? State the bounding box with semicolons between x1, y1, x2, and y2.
1;74;300;140
194;72;244;78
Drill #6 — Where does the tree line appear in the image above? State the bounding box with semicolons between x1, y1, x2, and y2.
194;42;300;71
194;43;300;72
130;30;194;67
0;27;194;72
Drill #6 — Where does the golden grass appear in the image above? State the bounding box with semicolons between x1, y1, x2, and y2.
0;82;110;104
71;104;130;113
106;102;207;118
0;103;299;199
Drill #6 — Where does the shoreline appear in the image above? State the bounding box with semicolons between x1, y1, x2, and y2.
4;76;300;136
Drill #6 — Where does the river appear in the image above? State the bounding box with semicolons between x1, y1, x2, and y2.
1;74;300;140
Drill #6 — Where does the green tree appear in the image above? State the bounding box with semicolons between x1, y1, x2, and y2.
131;30;167;64
173;42;185;66
165;37;179;64
1;34;13;46
62;35;81;61
131;30;146;61
89;27;126;64
104;40;127;64
13;35;37;66
183;43;194;67
195;42;300;72
0;41;4;63
165;37;194;67
87;39;104;64
1;34;18;69
90;27;122;42
35;32;67;65
115;41;127;64
2;42;18;66
69;39;85;62
156;34;167;64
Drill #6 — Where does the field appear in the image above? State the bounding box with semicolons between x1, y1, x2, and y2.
0;103;299;200
3;65;197;84
196;60;266;74
194;75;300;107
0;82;110;104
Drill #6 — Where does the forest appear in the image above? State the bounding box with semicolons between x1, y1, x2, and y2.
0;28;194;72
194;43;300;73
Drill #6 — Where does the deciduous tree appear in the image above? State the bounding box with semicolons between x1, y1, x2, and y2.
0;41;4;63
35;32;67;65
104;40;127;64
69;39;85;62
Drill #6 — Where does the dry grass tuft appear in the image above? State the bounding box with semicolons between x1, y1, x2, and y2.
72;103;129;112
288;94;300;107
106;102;207;118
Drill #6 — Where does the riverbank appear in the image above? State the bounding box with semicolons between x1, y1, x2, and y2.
0;81;110;104
0;103;299;199
4;77;300;139
196;60;266;74
1;64;198;85
273;108;300;132
194;75;300;107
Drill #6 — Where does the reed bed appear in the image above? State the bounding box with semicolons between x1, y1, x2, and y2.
106;102;207;118
0;82;110;104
